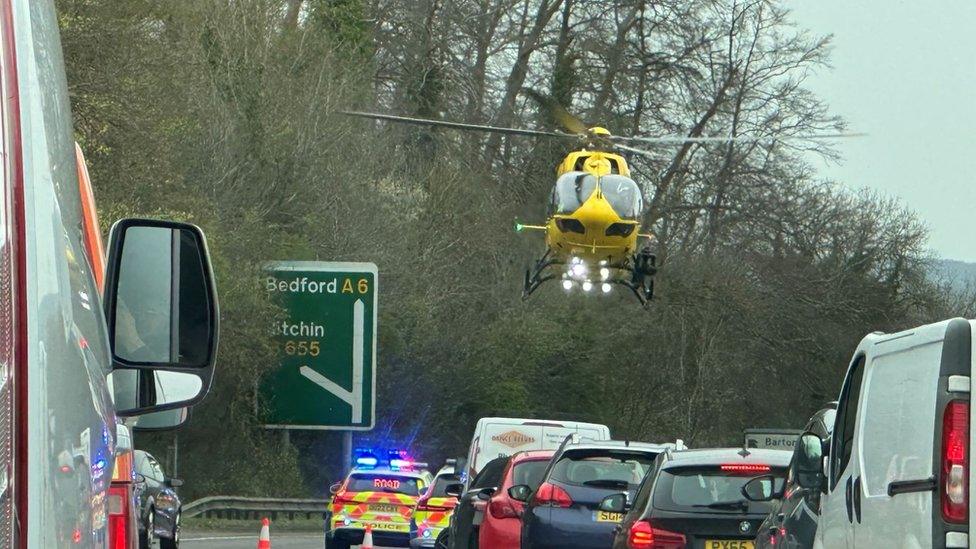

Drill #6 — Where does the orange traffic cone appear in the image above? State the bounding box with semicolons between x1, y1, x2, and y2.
257;517;271;549
362;524;374;549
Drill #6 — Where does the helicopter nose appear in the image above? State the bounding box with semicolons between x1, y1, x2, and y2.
573;194;618;231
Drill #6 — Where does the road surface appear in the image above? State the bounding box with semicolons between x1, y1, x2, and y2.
182;529;398;549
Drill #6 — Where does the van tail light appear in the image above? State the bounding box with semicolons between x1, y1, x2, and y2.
108;485;130;549
487;496;521;519
627;520;686;549
532;482;572;508
720;464;770;474
941;399;969;523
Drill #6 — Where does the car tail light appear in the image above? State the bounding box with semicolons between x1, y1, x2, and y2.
488;495;521;519
628;520;686;549
532;482;572;508
720;464;771;474
108;485;130;549
941;399;969;523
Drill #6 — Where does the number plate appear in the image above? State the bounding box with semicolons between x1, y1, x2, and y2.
369;503;400;514
704;541;754;549
594;511;624;522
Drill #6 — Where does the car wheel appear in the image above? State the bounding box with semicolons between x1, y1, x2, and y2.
160;511;180;549
324;534;349;549
435;530;450;549
140;508;156;549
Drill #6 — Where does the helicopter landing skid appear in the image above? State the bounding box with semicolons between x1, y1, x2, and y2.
522;250;560;300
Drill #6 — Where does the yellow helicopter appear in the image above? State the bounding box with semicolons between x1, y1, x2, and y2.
343;92;859;306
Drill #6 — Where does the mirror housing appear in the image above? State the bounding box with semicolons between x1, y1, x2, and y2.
741;474;780;502
134;473;146;484
795;432;827;492
508;484;531;502
475;487;496;501
599;493;628;513
445;482;464;498
329;482;342;495
103;219;219;415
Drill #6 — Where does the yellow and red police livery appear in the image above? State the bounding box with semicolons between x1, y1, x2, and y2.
326;452;432;549
410;464;460;548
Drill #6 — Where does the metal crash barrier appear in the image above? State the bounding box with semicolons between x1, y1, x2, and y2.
183;496;331;521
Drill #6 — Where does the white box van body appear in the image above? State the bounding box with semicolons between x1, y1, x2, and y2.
816;318;973;549
462;417;611;482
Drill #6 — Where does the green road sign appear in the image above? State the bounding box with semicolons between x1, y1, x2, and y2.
261;261;377;430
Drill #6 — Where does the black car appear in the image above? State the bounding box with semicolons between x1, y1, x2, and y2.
517;440;673;549
133;450;184;549
440;456;510;549
753;404;836;549
606;448;791;549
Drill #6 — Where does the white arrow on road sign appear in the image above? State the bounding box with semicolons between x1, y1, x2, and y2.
299;298;365;423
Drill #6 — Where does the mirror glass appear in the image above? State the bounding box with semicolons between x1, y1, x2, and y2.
114;226;211;367
599;493;627;512
742;475;776;501
109;369;204;415
134;407;190;431
508;485;530;502
795;433;825;489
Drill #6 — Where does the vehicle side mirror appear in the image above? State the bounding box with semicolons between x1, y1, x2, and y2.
508;484;531;502
742;475;780;502
475;487;496;501
445;483;464;498
103;219;219;416
329;483;342;495
795;432;826;492
599;493;628;513
134;473;146;484
167;478;184;488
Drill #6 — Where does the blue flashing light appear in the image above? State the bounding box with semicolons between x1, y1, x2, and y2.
355;456;378;468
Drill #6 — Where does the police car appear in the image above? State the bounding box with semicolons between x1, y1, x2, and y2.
409;462;460;548
326;450;433;549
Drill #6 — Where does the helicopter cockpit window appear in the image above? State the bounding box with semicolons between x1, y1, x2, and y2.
550;172;597;215
601;175;643;219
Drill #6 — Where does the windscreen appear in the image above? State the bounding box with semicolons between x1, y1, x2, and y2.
429;473;460;497
550;172;597;214
512;459;550;489
550;449;657;491
653;467;787;514
600;175;643;219
346;473;420;496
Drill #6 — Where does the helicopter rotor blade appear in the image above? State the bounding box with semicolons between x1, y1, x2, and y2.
614;143;660;159
609;132;867;145
522;88;589;135
341;111;579;140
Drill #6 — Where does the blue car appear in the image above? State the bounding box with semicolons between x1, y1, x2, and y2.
515;440;676;549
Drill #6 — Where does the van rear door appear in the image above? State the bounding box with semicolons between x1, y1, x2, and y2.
853;326;944;548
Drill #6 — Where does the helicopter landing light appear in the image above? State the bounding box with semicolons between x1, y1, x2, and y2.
601;283;612;294
582;281;593;292
562;280;573;291
600;267;610;280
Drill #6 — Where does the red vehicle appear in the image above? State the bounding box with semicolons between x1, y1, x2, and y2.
479;450;554;548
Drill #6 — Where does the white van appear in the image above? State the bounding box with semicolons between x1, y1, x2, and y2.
461;417;611;481
795;318;973;549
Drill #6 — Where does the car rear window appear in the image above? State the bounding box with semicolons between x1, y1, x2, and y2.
512;459;550;489
550;449;657;490
429;473;460;497
346;473;421;496
653;467;787;514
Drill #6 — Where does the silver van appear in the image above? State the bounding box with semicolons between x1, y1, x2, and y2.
794;318;972;549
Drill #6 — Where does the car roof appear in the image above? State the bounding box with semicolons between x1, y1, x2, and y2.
663;448;793;468
563;440;676;453
349;467;429;479
510;449;556;461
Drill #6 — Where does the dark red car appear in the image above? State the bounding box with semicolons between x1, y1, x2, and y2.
479;450;553;548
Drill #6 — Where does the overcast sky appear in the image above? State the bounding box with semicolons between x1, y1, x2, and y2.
790;1;976;262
